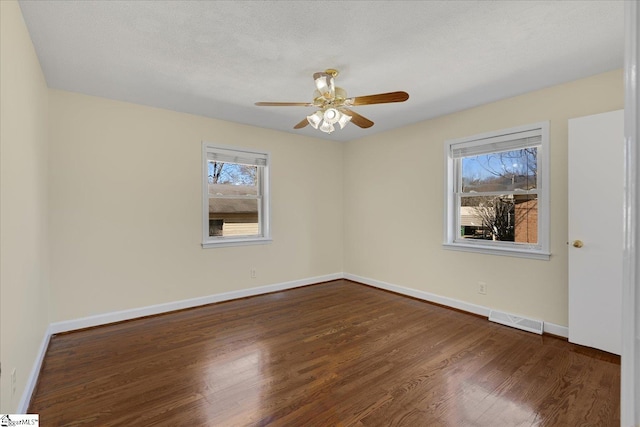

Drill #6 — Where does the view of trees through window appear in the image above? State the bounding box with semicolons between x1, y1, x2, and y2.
459;148;538;243
208;161;257;186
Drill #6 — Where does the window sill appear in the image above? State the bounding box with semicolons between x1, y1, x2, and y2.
202;237;272;248
442;242;550;260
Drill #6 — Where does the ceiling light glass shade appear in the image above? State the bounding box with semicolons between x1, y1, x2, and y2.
306;111;323;129
323;108;340;125
319;121;335;133
313;72;335;99
337;112;352;129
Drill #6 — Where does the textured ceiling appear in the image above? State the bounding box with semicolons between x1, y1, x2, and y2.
18;1;624;142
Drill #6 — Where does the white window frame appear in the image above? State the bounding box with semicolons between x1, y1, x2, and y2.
202;142;271;248
443;121;550;260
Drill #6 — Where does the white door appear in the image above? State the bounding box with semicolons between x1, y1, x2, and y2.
568;109;623;355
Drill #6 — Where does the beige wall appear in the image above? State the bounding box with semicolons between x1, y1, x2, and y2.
344;69;623;327
48;90;344;322
0;1;51;412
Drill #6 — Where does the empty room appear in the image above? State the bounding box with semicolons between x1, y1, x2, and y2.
2;1;639;426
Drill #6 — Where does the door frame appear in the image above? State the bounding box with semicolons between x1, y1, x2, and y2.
622;1;639;425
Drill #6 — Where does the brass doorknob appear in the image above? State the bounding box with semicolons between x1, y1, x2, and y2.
572;240;584;248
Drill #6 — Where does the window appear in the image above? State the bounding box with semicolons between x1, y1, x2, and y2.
202;143;271;248
444;122;550;259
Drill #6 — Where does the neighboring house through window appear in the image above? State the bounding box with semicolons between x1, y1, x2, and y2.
444;122;550;259
202;143;271;248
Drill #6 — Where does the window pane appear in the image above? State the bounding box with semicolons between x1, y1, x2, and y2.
208;198;260;237
208;161;257;190
459;195;537;244
461;148;537;193
208;164;258;198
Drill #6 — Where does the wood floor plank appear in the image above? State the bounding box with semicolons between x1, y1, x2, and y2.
28;280;620;426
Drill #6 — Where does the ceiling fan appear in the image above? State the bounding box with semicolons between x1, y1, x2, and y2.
255;69;409;134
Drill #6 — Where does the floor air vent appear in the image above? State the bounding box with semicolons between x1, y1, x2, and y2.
488;310;544;335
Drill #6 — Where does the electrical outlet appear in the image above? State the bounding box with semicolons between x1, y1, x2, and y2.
250;268;256;279
11;368;16;396
478;282;487;295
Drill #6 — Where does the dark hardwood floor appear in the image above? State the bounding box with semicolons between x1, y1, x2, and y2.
29;280;620;426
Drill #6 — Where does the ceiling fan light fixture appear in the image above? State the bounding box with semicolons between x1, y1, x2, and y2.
255;68;408;135
307;111;323;129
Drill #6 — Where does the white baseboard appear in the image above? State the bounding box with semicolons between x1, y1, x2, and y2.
541;321;569;338
44;272;569;338
344;273;568;338
50;273;343;334
345;273;490;316
17;324;52;413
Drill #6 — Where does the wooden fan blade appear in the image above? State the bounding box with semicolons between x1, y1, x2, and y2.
342;108;374;129
348;91;409;106
294;118;309;129
255;102;313;107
